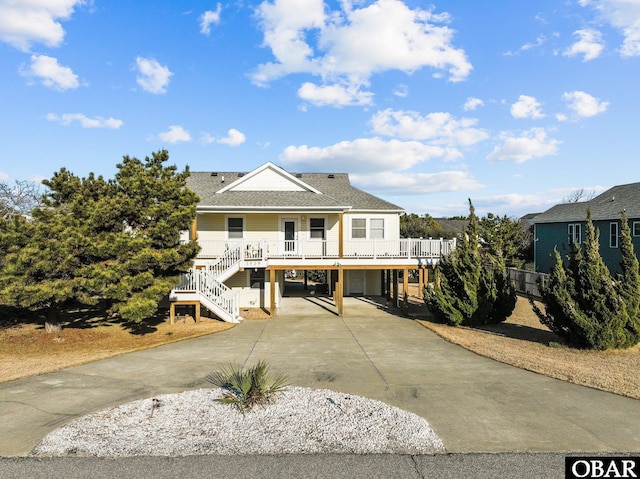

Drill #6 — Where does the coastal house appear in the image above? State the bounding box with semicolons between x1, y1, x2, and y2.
533;182;640;273
170;162;456;322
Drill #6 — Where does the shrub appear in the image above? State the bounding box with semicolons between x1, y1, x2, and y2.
424;200;516;326
532;209;640;350
205;360;289;414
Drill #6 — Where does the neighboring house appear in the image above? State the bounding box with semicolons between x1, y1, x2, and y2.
533;182;640;273
433;218;468;238
170;162;456;322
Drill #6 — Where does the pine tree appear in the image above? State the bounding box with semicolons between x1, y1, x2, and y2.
0;150;199;327
616;210;640;341
424;200;516;326
533;209;639;349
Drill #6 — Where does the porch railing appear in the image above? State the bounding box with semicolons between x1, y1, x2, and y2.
195;238;456;260
173;268;240;322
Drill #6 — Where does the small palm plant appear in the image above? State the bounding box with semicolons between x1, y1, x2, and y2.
205;360;289;414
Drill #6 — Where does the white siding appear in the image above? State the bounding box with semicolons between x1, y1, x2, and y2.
343;213;400;240
224;269;282;308
229;169;306;191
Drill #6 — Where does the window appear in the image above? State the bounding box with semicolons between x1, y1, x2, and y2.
370;218;384;239
633;221;640;237
568;223;581;244
310;218;325;239
352;218;366;239
228;217;243;239
610;222;619;248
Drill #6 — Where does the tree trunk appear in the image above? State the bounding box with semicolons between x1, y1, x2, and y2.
44;302;62;333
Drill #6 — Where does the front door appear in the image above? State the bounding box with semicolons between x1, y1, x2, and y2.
349;270;365;295
284;220;297;254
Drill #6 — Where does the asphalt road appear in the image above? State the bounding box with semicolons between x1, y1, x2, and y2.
0;452;571;479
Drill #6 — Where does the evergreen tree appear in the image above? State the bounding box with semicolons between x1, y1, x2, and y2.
400;213;445;239
617;210;640;324
0;150;199;327
424;200;516;326
533;209;640;349
478;213;527;268
103;151;200;322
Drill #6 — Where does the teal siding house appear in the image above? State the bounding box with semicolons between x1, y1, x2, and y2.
533;182;640;274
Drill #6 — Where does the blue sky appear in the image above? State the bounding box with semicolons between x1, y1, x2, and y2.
1;0;638;218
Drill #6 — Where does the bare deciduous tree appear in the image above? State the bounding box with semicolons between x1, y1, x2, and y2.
0;180;43;218
562;188;595;204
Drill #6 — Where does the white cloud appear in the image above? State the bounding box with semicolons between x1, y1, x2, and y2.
201;129;247;146
370;109;488;149
504;35;547;56
280;137;451;173
463;97;484;111
393;84;409;98
510;95;545;119
562;90;609;118
47;113;123;129
200;4;222;35
0;0;83;51
156;125;192;143
350;170;483;195
0;171;9;181
253;0;471;106
298;82;374;107
580;0;640;56
563;29;604;61
135;57;172;94
487;128;560;163
200;133;215;144
20;54;79;91
470;192;562;218
218;128;247;146
520;35;547;51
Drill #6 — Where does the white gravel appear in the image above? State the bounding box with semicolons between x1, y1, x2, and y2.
31;387;446;457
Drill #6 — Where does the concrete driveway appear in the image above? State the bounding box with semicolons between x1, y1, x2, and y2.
1;296;639;456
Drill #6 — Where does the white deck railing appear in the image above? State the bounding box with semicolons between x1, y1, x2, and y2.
173;268;239;322
195;238;456;260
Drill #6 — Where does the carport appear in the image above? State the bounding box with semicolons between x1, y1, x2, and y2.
266;264;432;316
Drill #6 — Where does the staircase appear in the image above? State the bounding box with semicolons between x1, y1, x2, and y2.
171;245;243;323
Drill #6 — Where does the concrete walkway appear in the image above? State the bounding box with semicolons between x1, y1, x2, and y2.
1;296;639;457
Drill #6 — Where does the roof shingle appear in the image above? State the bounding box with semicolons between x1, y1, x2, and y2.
534;182;640;223
186;170;403;212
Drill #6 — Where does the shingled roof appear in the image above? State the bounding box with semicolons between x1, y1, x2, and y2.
186;167;403;212
534;182;640;223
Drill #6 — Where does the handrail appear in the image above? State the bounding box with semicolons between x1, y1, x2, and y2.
204;243;242;279
195;238;456;260
173;268;239;322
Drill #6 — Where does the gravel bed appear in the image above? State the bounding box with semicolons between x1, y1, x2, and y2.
32;387;445;457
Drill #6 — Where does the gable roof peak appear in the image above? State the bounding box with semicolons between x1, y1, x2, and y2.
216;161;322;194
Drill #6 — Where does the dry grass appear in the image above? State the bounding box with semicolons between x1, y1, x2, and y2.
406;286;640;400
